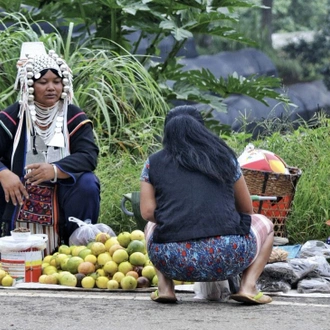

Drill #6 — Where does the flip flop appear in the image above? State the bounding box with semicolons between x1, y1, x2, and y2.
151;289;178;304
230;292;272;305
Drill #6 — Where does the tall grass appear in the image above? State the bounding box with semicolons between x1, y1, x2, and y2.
95;153;146;234
72;47;168;152
0;14;169;154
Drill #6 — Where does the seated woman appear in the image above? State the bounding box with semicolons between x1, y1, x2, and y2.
0;42;100;245
140;105;274;305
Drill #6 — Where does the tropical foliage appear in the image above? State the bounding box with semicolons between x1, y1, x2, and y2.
0;0;289;114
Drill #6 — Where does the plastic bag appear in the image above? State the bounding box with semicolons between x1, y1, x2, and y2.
304;256;330;277
194;281;231;302
0;234;48;253
257;263;294;292
257;278;291;293
93;223;116;237
68;217;102;246
288;258;319;279
298;240;330;258
259;262;301;285
297;277;330;294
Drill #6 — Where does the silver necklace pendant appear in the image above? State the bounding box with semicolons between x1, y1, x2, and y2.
48;116;64;147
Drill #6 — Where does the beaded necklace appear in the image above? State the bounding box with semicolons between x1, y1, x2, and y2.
31;102;60;142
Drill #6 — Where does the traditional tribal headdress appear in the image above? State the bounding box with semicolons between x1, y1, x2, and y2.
12;42;74;167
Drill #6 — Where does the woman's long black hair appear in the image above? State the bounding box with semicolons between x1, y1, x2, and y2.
162;105;238;183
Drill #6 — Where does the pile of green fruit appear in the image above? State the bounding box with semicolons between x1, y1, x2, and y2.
40;229;158;290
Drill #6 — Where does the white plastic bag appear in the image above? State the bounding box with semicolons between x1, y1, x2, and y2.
93;223;116;237
0;234;48;253
194;281;231;302
68;217;101;246
288;257;319;279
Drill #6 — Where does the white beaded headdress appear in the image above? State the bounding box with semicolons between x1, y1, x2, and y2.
12;42;74;166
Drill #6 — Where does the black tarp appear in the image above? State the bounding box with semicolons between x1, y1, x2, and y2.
179;48;278;78
210;80;330;135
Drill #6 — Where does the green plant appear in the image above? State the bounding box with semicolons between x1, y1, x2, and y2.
3;1;289;114
248;105;307;138
95;152;150;234
71;46;168;152
0;14;169;154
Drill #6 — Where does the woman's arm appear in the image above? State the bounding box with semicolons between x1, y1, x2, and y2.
140;181;157;223
234;175;254;214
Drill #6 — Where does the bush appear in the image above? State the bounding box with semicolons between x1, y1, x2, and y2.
96;152;151;234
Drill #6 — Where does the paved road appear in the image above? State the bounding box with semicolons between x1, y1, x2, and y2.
0;288;329;330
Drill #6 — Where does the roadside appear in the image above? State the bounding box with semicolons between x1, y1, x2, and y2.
0;287;329;330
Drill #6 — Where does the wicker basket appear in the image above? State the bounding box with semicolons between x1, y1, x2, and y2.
242;166;302;237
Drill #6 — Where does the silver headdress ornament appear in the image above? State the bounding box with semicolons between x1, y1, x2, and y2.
12;42;74;166
15;42;73;103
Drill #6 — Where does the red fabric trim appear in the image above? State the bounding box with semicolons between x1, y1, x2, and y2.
67;112;85;125
1;111;17;126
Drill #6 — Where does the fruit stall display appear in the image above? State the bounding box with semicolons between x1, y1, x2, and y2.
0;229;190;290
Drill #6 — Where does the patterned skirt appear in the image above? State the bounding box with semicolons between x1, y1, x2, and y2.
146;214;273;282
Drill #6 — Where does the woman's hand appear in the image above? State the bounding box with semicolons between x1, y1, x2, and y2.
0;169;29;206
25;163;57;185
